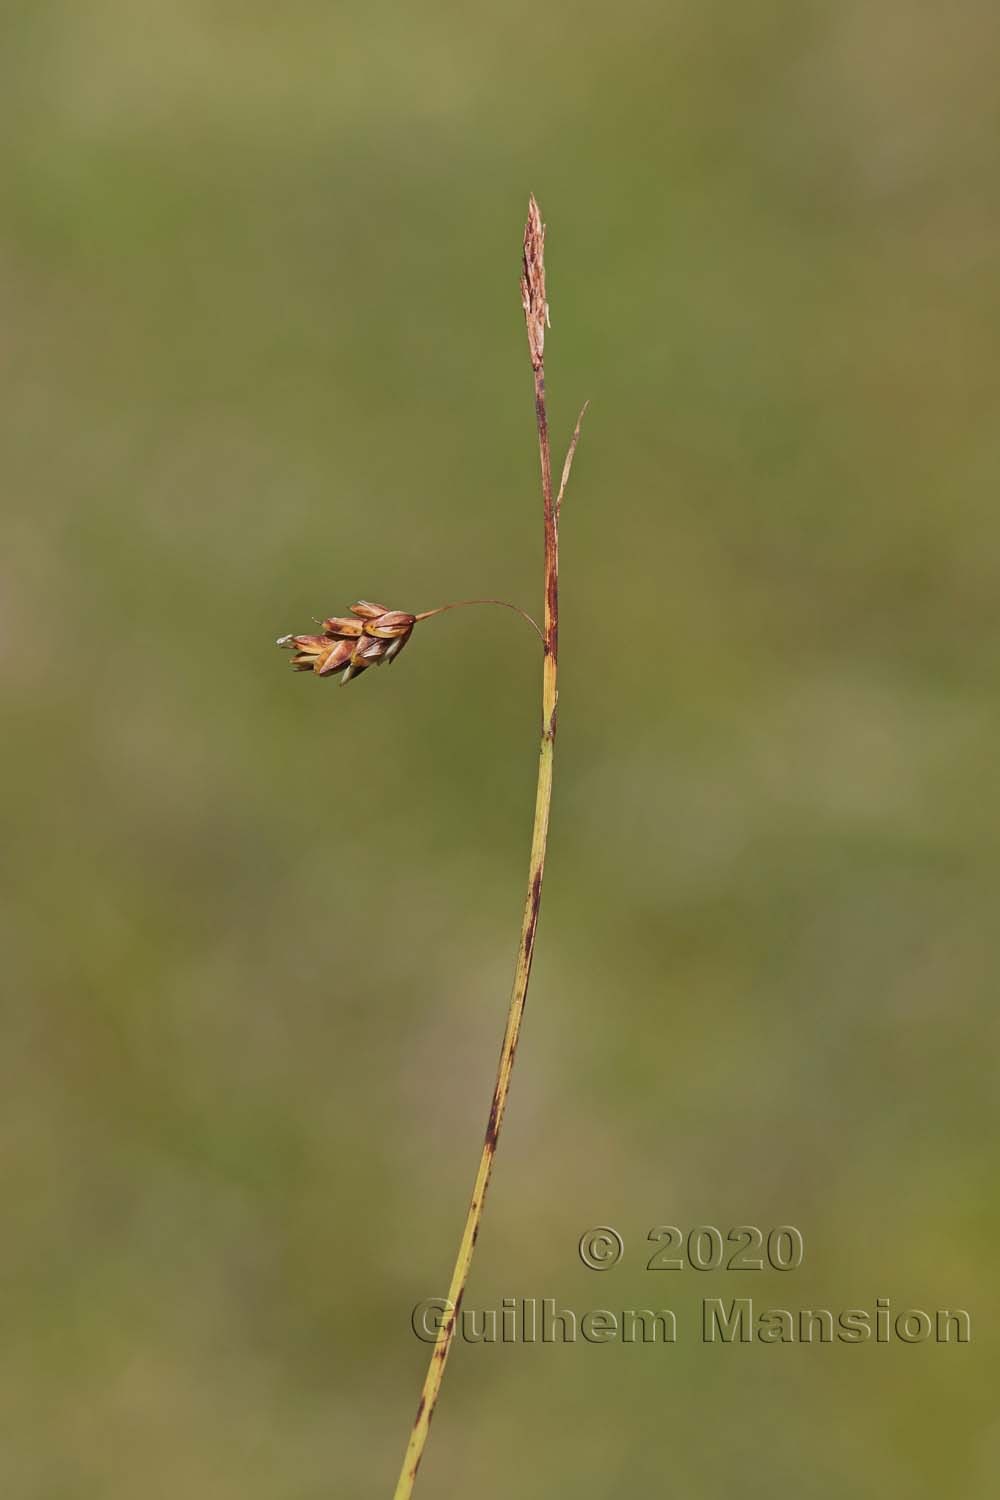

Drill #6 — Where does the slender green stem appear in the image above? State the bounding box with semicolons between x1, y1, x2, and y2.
391;197;583;1499
391;696;555;1500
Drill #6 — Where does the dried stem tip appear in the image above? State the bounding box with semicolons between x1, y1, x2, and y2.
521;195;549;371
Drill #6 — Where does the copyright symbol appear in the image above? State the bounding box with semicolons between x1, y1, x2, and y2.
578;1226;624;1270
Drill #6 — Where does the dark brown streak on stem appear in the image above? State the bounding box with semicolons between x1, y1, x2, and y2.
484;1093;501;1151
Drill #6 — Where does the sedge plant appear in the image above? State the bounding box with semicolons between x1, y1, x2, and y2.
276;198;586;1496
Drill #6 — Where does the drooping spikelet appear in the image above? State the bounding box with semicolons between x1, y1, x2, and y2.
277;601;416;684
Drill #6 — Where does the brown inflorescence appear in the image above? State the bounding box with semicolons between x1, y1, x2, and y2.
277;600;416;684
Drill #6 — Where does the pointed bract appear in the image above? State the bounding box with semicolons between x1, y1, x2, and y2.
321;616;364;638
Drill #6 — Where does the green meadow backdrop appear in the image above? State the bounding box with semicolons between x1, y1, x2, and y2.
3;3;998;1495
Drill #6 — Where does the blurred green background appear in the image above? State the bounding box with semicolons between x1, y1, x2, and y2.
4;2;999;1495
